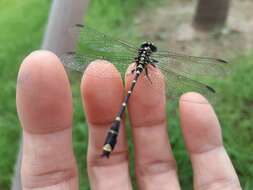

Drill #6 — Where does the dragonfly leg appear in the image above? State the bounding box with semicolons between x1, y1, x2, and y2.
145;67;152;84
130;61;137;74
150;58;158;67
150;63;157;67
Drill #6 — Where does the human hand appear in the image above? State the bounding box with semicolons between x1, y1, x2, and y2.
16;50;241;189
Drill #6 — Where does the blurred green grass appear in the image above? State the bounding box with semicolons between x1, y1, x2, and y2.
0;0;252;190
0;0;51;189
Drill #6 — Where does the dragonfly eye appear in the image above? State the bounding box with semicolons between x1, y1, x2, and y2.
140;42;157;52
140;42;149;48
150;44;157;52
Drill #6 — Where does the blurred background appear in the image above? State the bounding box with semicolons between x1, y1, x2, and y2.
0;0;252;189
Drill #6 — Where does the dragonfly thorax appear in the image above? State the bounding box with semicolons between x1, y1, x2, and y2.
136;42;157;66
140;42;157;53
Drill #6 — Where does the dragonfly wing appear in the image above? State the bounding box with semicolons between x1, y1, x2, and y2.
133;65;215;104
75;25;137;56
60;52;92;73
149;66;217;103
60;52;134;78
152;50;229;78
65;25;137;77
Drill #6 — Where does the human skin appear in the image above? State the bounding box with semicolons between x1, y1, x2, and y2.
16;50;241;190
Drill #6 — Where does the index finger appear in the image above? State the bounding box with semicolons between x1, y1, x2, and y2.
81;60;132;190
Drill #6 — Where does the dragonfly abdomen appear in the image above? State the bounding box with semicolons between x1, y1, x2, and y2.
102;42;158;158
101;69;141;158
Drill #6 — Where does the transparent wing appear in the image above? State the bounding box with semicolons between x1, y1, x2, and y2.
61;52;134;78
152;50;229;78
162;68;216;103
61;25;137;78
76;25;137;54
142;65;216;104
61;25;137;76
134;64;216;104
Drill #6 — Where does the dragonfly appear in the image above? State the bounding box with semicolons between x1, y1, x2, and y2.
61;24;228;158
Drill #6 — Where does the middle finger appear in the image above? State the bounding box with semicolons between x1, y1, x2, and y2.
126;68;180;190
82;60;132;190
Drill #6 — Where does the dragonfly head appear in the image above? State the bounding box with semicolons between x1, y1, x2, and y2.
140;42;157;53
